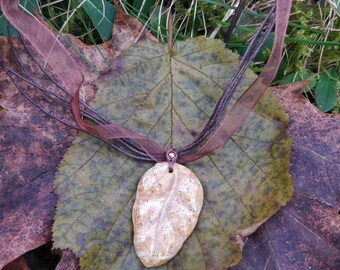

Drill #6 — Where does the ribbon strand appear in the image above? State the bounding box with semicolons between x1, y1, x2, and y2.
0;0;293;164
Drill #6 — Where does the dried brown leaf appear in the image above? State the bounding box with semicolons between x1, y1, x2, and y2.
2;256;30;270
55;250;79;270
111;2;157;52
0;38;76;268
0;3;155;267
230;82;340;270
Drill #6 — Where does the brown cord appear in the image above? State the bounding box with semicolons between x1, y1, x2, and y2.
1;0;293;164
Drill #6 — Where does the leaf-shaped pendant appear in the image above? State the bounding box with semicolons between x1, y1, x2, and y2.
132;162;204;267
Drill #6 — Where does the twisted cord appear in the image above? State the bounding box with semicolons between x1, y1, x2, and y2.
2;6;276;162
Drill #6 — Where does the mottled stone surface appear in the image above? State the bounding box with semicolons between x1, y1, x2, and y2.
132;163;204;267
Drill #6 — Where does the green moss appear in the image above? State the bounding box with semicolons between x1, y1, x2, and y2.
286;1;340;74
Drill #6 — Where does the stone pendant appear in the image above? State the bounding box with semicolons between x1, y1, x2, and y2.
132;162;204;267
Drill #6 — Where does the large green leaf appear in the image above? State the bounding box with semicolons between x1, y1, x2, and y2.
315;68;339;112
53;37;292;269
78;0;116;42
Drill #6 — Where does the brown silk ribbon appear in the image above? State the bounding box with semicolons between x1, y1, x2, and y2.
0;0;165;162
1;0;292;164
178;0;293;163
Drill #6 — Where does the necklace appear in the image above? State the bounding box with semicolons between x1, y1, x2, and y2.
1;0;292;267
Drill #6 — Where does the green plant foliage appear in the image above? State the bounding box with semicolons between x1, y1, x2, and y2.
132;0;156;19
35;0;115;44
149;5;167;41
286;1;340;72
0;16;11;36
19;0;39;10
315;68;339;112
53;37;292;269
77;0;116;42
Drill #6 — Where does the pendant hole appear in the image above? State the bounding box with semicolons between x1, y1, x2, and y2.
166;147;177;174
